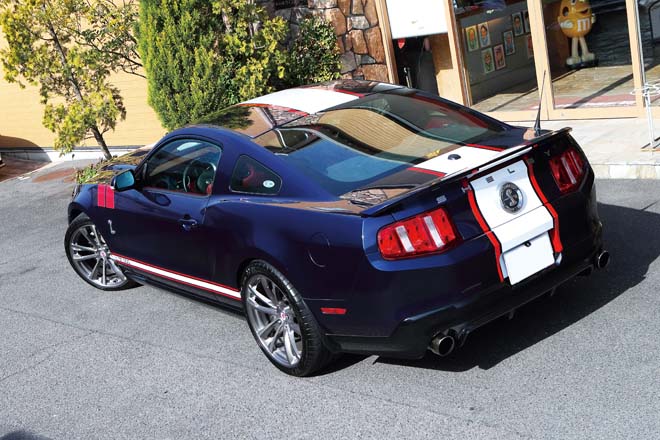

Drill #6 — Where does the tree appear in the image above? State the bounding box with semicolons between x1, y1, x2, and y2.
137;0;288;130
0;0;142;159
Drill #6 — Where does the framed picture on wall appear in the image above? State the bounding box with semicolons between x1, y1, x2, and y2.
512;12;524;36
494;44;506;70
523;10;531;33
465;25;479;52
526;35;534;59
478;22;491;48
503;30;515;55
482;48;495;74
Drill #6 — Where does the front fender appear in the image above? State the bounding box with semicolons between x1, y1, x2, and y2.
67;184;96;223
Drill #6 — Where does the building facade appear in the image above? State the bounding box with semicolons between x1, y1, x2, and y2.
0;34;166;150
1;0;656;150
350;0;660;122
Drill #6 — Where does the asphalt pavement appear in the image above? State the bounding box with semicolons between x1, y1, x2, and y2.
1;161;659;440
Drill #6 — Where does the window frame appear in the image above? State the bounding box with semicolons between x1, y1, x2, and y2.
137;136;224;198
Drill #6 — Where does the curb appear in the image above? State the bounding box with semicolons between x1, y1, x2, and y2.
0;146;142;163
591;163;660;179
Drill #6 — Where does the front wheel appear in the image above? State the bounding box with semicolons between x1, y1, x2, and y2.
64;214;137;291
241;261;335;376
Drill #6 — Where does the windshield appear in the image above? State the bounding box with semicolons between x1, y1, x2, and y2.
253;90;509;196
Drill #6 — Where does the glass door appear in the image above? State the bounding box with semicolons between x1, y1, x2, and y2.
636;0;660;113
535;0;643;118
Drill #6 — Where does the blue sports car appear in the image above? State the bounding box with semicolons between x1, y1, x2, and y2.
65;80;608;376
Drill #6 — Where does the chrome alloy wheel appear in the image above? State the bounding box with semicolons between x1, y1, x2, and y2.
68;223;128;288
245;274;303;368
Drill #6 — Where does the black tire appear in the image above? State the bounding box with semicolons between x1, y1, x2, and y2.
241;260;335;376
64;213;138;291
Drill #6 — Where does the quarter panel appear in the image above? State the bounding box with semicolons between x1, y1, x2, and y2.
204;197;365;303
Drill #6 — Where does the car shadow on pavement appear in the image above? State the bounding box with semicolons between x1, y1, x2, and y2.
0;431;52;440
374;202;660;373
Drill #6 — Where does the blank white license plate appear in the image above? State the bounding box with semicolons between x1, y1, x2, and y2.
502;232;555;285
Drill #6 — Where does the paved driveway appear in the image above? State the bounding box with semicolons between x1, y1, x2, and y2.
0;157;46;183
1;161;659;439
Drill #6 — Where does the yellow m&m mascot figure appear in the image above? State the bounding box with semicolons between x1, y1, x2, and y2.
558;0;597;67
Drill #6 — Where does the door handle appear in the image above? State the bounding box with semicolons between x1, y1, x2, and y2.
178;216;198;232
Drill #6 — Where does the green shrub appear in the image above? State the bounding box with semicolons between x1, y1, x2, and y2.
286;17;341;86
137;0;288;131
137;2;341;130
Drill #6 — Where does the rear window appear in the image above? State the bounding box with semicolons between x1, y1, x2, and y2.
253;91;508;195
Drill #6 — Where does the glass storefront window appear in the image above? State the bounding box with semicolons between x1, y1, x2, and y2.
453;0;540;112
382;0;650;117
638;1;660;106
542;0;635;109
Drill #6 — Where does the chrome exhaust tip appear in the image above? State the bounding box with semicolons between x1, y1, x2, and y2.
429;333;456;357
595;250;610;270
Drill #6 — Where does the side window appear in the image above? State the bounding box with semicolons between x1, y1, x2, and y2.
142;139;222;195
230;155;282;195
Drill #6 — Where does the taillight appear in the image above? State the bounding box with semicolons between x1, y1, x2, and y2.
377;207;459;260
549;147;586;193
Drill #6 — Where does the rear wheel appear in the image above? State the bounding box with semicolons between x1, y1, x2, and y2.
241;261;335;376
65;214;137;291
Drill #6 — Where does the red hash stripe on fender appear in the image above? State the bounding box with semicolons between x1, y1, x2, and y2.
105;185;115;209
97;184;106;207
110;253;241;300
463;180;504;282
525;159;563;253
97;184;115;209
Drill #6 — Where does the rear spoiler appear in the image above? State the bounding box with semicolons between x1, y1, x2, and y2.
360;127;573;217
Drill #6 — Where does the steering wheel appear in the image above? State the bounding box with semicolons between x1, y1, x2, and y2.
183;159;216;194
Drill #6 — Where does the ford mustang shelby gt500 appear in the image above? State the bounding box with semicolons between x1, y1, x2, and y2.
65;80;608;376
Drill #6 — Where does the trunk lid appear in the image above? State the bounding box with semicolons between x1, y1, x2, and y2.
354;127;572;217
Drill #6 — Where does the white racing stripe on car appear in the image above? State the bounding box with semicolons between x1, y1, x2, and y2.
492;206;553;252
414;146;500;176
242;88;359;114
110;254;241;299
469;160;556;284
470;160;544;232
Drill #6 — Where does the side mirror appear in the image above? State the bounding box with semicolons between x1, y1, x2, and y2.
112;169;136;192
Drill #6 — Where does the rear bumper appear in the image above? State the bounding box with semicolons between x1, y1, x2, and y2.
327;224;603;358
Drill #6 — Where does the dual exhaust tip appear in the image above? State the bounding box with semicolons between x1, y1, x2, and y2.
595;250;610;270
429;249;610;358
429;333;455;357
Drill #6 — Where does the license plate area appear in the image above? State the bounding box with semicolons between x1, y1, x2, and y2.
502;233;554;285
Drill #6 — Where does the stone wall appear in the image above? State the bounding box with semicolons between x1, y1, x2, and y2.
263;0;389;82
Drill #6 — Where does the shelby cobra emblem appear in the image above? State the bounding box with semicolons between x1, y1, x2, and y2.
500;182;524;213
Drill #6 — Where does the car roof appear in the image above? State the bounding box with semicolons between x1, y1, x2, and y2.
242;80;403;113
190;80;404;139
